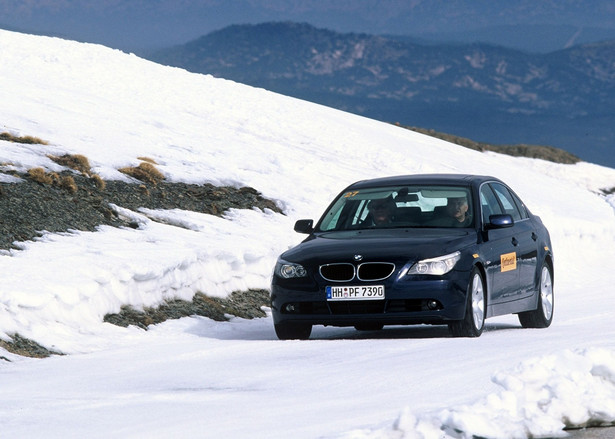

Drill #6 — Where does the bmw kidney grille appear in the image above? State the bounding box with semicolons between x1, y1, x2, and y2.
319;262;395;282
357;262;395;281
319;263;355;282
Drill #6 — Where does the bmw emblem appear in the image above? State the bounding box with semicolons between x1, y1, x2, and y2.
354;254;363;261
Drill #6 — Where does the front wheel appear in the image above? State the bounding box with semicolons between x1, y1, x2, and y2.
274;322;312;340
449;267;486;337
518;262;554;328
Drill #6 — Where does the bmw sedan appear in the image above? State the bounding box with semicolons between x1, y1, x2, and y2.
270;174;554;339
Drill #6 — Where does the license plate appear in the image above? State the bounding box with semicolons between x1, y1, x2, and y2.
326;285;385;301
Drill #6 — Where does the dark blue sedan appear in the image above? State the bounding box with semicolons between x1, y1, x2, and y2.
270;174;554;339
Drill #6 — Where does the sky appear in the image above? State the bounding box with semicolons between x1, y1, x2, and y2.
3;0;615;51
1;29;615;438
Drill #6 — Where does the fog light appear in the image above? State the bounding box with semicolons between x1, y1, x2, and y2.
427;300;439;310
285;304;297;313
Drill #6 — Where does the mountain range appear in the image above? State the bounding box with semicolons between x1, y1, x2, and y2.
3;0;615;52
148;22;615;167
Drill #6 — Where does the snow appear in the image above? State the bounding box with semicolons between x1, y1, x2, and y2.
1;29;615;438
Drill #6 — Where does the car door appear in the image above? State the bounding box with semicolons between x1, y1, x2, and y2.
489;183;538;300
497;184;539;296
480;184;519;304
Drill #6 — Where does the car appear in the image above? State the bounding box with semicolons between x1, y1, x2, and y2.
270;174;554;339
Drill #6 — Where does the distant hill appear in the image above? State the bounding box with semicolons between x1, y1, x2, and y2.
148;22;615;168
411;24;615;53
402;126;580;165
4;0;615;52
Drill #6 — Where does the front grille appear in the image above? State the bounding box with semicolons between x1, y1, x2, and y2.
280;299;443;315
329;300;386;315
320;263;355;282
357;262;396;281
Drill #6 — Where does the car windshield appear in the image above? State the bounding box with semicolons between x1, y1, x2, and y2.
318;185;474;231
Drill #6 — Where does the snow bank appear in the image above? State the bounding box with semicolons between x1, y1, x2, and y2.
341;348;615;439
0;206;295;352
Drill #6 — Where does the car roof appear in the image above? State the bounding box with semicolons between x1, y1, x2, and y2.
346;174;502;190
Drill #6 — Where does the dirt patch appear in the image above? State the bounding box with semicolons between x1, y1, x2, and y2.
104;289;271;329
0;171;279;358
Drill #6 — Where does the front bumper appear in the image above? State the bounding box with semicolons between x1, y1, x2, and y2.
271;273;469;327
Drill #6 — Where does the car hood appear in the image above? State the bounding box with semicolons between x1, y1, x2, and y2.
281;228;476;265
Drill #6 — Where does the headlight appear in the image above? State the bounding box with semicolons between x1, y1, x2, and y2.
275;259;307;279
407;251;461;276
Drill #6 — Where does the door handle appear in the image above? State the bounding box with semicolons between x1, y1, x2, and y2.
531;232;538;241
511;237;519;246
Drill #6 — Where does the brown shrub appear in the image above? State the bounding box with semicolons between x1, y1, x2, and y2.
137;156;158;165
27;167;54;185
48;154;91;175
119;162;165;185
48;172;60;185
59;175;78;193
0;132;48;145
91;174;106;190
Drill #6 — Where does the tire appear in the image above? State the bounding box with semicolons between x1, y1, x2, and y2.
519;262;554;328
274;322;312;340
449;267;486;337
354;323;384;331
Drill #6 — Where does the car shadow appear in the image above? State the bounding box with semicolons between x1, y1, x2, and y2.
314;325;451;340
484;322;523;332
312;321;523;340
186;316;523;341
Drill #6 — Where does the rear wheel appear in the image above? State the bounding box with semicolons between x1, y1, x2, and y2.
274;322;312;340
519;262;554;328
449;267;486;337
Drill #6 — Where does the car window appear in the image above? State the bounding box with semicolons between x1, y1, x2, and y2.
318;185;474;231
490;183;522;221
510;191;529;219
479;184;503;224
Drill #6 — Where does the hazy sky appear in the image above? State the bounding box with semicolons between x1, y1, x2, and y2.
2;0;615;51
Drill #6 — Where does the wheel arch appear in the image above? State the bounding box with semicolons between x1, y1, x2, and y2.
535;252;554;292
543;254;554;284
473;261;489;314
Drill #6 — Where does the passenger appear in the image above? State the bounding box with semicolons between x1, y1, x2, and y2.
445;196;472;226
431;196;472;227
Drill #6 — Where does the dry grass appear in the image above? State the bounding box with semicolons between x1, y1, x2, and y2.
47;154;109;190
119;161;165;185
59;175;78;194
137;156;158;165
48;154;91;175
0;132;48;145
27;167;54;185
91;174;106;190
26;168;80;194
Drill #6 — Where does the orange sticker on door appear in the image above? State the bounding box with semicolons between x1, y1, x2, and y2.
501;252;517;272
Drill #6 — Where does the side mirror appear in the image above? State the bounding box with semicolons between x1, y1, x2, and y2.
486;214;514;229
294;219;314;234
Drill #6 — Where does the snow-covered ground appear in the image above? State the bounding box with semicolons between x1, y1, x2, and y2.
1;29;615;438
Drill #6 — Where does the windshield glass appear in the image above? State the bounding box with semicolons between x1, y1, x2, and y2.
318;185;474;231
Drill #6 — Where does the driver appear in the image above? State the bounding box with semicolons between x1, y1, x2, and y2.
368;196;396;226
